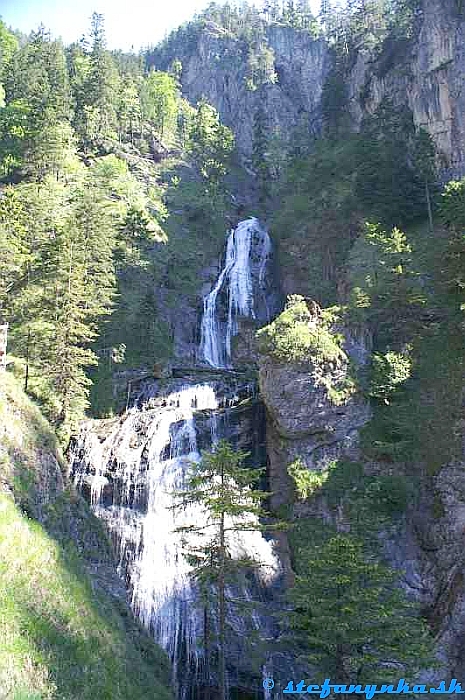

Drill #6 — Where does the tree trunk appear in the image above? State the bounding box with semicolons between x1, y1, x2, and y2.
425;178;434;234
219;460;227;700
24;327;30;392
204;603;211;700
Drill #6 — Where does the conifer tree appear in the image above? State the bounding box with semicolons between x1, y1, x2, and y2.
4;27;72;179
286;534;435;694
0;187;27;322
81;13;119;147
174;440;275;700
188;100;234;192
252;108;272;202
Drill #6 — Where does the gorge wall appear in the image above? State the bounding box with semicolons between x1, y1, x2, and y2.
151;23;328;158
74;0;465;690
347;0;465;176
151;0;465;174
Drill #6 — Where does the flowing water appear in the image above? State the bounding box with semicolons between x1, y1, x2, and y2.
200;218;273;369
70;219;282;698
70;379;280;696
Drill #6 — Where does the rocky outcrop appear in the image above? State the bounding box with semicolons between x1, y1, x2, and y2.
258;321;371;510
258;310;465;677
152;2;465;175
420;461;465;677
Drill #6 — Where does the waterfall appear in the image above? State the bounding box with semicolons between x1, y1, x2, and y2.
69;216;283;698
70;379;280;698
200;218;272;369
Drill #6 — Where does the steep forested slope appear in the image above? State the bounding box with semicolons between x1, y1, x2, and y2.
0;371;172;699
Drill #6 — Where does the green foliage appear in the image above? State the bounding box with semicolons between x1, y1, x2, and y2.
369;350;412;403
0;140;167;437
440;178;465;230
285;533;435;683
0;374;172;700
257;295;345;365
274;109;436;306
245;40;277;91
173;440;273;700
141;70;179;139
272;136;361;303
0;20;18;78
288;459;411;534
3;27;73;180
287;459;328;499
347;222;426;347
363;473;410;515
187;99;234;190
355;102;432;227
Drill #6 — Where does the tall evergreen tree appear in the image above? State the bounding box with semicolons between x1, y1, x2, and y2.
4;26;72;179
188;100;234;191
81;13;119;147
286;534;435;694
173;440;275;700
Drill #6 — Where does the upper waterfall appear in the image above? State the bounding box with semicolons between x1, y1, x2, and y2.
200;218;273;369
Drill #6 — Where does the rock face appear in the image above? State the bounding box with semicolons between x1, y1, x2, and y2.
347;0;465;175
152;2;465;174
258;311;465;677
420;461;465;677
151;24;328;158
259;322;371;510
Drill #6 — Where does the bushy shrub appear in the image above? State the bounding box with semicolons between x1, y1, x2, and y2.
257;295;345;366
287;458;328;499
369;350;412;403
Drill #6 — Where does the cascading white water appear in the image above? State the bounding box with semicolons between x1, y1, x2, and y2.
70;382;280;695
200;218;272;369
70;216;281;698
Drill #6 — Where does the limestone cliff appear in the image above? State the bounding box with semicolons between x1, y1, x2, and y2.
347;0;465;175
257;305;465;678
257;300;372;509
151;1;465;175
151;23;328;159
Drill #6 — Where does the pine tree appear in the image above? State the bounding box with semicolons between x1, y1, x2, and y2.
286;534;435;693
4;27;72;179
413;127;437;233
252;108;272;202
0;186;28;322
173;440;275;700
81;13;119;147
117;77;142;144
188;100;234;191
43;174;117;437
0;19;18;82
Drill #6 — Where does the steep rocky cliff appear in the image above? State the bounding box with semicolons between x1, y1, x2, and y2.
151;1;465;175
151;23;328;159
257;301;465;679
257;299;372;508
347;0;465;175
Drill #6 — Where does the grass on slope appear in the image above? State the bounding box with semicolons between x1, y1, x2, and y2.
0;372;172;700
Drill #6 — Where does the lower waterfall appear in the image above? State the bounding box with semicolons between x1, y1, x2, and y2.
70;376;281;698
